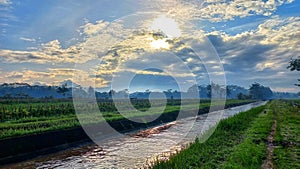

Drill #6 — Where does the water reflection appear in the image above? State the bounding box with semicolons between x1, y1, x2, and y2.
4;101;266;169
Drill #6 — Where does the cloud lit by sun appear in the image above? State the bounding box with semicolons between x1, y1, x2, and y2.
150;15;182;38
148;15;182;50
150;38;170;49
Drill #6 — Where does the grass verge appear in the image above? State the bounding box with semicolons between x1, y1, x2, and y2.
153;103;271;169
273;100;300;169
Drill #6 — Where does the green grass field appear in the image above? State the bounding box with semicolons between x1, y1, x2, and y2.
273;100;300;169
0;99;252;140
152;100;300;169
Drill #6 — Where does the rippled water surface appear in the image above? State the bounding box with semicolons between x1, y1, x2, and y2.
5;101;266;169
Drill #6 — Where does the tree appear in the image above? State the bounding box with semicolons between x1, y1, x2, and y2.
57;84;69;96
249;83;273;100
237;92;251;100
87;86;95;97
207;82;225;99
116;89;129;98
226;86;231;98
287;56;300;87
102;92;109;99
187;84;199;98
108;89;116;98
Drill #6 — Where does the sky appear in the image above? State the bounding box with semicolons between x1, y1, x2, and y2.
0;0;299;92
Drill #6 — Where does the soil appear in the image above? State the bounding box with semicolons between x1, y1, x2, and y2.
261;110;277;169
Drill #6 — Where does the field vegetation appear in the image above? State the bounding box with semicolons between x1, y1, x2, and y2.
153;100;300;169
0;99;252;140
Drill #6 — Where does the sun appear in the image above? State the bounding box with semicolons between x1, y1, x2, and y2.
150;15;182;38
148;15;181;50
150;39;170;49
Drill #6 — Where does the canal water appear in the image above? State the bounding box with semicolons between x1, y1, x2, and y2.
5;101;267;169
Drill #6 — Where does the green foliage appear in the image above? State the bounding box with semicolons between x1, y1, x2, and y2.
272;100;300;169
153;100;300;169
249;83;273;100
287;56;300;71
222;104;273;168
153;105;269;169
0;99;253;140
206;82;227;98
237;92;251;100
287;56;300;87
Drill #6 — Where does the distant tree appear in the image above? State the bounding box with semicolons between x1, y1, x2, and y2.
57;84;69;95
287;56;300;87
249;83;273;100
108;89;116;98
237;92;251;100
168;89;173;99
87;86;95;97
237;93;244;100
123;89;129;98
187;85;199;98
102;92;109;99
163;89;174;99
117;89;129;98
226;86;231;98
207;82;225;98
3;94;12;99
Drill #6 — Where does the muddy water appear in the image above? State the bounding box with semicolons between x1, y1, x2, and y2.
5;101;266;169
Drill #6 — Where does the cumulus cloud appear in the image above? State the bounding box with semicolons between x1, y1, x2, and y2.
0;21;131;64
0;68;107;87
88;25;227;90
209;16;300;71
139;0;294;22
0;40;85;63
1;3;299;92
202;16;300;91
80;20;109;36
94;31;195;77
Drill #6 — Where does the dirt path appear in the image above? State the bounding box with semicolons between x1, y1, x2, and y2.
261;109;277;169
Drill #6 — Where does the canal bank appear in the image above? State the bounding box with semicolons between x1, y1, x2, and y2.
1;101;265;168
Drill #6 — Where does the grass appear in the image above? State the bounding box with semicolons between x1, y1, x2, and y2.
222;103;273;168
153;103;272;168
153;99;300;169
272;100;300;169
0;99;253;140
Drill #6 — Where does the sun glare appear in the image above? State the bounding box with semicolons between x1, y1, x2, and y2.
150;39;170;49
148;15;181;49
150;15;182;38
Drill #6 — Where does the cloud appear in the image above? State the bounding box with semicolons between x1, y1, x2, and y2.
140;0;294;22
201;16;300;91
89;26;225;90
19;37;36;42
0;68;107;87
1;18;146;64
0;40;86;63
1;8;299;92
0;0;11;5
0;0;14;36
80;20;109;36
197;0;294;22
